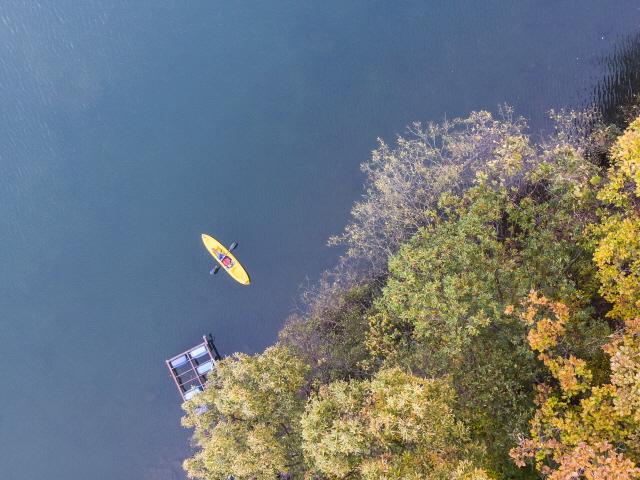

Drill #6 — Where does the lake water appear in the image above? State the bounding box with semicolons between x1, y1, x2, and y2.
0;2;638;479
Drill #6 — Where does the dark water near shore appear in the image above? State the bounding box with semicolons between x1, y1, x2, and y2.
0;2;638;479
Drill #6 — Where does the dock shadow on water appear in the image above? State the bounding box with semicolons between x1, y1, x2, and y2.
594;31;640;128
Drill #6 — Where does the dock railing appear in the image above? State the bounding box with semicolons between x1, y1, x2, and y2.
166;334;221;401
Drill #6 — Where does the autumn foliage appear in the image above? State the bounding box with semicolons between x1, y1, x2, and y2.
508;293;640;479
509;117;640;479
181;112;640;480
301;368;485;479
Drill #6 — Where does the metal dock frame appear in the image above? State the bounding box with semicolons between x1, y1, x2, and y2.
166;334;222;401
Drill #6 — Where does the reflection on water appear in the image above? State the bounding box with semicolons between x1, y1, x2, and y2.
595;32;640;127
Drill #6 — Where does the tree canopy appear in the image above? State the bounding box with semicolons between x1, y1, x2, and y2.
301;368;488;480
182;346;309;479
509;112;640;480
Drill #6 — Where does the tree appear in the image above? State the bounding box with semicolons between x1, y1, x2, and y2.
301;368;489;480
182;346;310;480
508;116;640;479
279;279;380;385
509;293;640;479
329;108;600;273
362;136;606;477
329;109;533;271
591;116;640;321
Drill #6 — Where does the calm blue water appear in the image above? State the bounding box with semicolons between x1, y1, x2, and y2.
0;2;638;479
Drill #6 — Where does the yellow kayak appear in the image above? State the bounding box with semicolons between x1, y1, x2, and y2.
201;234;251;285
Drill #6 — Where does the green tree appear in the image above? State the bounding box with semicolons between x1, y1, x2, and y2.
363;118;607;477
182;346;310;480
301;368;490;480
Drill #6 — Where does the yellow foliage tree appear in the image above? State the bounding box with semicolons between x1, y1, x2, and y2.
301;368;491;479
181;346;309;480
592;116;640;320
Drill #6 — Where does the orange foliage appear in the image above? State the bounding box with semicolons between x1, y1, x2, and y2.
508;292;640;478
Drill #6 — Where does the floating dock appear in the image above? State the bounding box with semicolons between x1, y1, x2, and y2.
166;334;221;401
